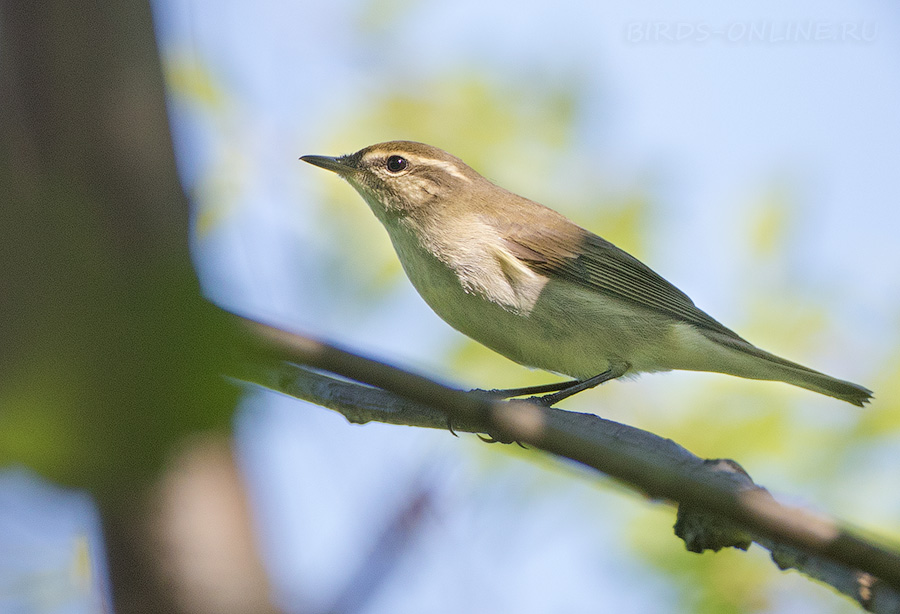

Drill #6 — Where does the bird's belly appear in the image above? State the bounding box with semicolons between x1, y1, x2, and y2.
397;243;674;379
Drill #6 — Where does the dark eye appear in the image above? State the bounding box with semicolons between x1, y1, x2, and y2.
386;155;408;173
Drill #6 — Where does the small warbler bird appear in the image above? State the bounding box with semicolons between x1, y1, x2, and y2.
301;141;872;407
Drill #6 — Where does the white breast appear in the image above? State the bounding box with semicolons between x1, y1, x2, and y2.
379;215;670;379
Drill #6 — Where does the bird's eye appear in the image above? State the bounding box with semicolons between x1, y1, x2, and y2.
385;155;408;173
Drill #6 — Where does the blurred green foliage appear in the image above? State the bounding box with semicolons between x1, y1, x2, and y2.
299;58;899;612
6;1;897;613
164;54;246;237
0;3;239;510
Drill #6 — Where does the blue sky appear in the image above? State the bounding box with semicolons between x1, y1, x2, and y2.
4;2;899;613
155;0;900;611
156;0;900;353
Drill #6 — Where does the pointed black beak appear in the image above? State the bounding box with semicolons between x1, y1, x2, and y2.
300;154;354;175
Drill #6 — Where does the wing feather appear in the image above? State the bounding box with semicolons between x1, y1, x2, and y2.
501;221;744;341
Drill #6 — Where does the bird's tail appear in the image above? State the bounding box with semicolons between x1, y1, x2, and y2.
701;332;873;406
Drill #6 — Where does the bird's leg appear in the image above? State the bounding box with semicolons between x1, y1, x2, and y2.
532;363;629;407
474;379;582;399
463;384;573;445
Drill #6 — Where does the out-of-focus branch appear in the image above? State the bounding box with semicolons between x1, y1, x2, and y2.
234;314;900;612
150;435;279;614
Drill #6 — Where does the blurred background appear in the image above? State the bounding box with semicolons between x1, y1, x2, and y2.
1;1;899;613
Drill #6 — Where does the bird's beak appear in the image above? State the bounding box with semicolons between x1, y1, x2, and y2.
300;154;355;175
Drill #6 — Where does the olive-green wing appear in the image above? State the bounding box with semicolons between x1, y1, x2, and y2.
501;221;744;341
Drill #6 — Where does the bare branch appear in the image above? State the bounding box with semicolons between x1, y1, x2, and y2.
234;314;900;612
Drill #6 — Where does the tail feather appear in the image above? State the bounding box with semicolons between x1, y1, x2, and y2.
770;361;872;406
704;332;873;407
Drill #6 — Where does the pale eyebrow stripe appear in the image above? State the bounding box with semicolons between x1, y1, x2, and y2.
363;151;473;183
412;157;472;182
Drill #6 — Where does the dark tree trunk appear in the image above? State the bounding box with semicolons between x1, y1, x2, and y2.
0;2;241;611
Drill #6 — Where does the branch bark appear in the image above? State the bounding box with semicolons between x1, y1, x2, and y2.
235;314;900;613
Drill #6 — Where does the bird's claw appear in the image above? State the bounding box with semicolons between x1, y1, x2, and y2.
446;417;459;437
476;432;528;448
527;394;559;407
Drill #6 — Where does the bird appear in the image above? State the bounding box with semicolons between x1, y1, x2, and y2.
301;141;872;407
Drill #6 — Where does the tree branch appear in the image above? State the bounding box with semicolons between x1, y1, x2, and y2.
234;314;900;612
